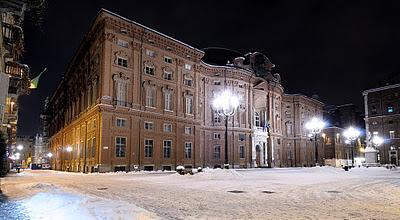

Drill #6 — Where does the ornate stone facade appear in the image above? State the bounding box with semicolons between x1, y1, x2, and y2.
48;9;324;172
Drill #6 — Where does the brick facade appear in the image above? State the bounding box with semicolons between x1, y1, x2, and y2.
48;9;324;172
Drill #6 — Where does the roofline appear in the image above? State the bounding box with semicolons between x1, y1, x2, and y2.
362;83;400;95
99;8;204;54
284;93;324;106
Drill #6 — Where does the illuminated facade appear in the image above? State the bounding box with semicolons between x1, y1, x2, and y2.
48;9;324;172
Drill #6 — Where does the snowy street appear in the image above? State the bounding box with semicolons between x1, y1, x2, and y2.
1;167;400;220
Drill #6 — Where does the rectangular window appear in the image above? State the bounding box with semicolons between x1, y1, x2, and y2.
117;57;128;67
91;137;96;158
185;96;193;114
239;146;245;159
214;112;221;123
184;63;192;70
184;76;193;87
213;81;221;85
146;49;155;57
239;133;246;141
145;66;155;75
214;145;221;159
373;131;378;136
184;126;192;134
163;70;173;80
115;81;127;104
387;105;394;113
389;130;395;139
163;123;172;132
115;137;126;157
116;118;127;127
163;140;172;158
144;121;154;130
117;39;128;48
185;142;192;159
164;92;173;111
144;139;153;157
146;88;156;107
213;133;221;139
164;56;172;64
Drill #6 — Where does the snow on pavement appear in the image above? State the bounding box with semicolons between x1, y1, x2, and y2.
1;167;400;219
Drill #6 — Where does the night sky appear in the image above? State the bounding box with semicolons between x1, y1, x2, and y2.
18;0;400;135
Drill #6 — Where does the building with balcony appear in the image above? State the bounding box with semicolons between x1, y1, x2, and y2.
47;9;324;172
363;83;400;165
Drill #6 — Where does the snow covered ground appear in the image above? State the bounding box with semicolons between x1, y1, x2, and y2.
1;167;400;219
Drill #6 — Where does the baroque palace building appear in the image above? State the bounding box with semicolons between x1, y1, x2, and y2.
48;9;324;172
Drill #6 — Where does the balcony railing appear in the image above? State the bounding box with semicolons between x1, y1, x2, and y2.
113;100;132;108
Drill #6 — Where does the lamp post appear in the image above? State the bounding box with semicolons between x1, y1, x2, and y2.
212;90;239;169
66;146;72;171
305;117;325;166
47;152;53;170
343;126;360;167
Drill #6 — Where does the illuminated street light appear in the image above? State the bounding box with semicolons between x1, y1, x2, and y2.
212;89;240;168
66;146;72;152
47;152;53;158
343;126;361;167
305;117;326;166
372;136;384;147
16;144;23;151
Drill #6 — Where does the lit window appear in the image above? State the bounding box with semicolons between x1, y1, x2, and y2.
213;133;221;139
387;104;394;113
184;63;192;70
389;130;395;139
163;70;173;80
214;145;221;159
239;146;245;159
144;121;154;130
116;118;127;127
185;96;193;114
163;123;172;132
184;127;192;134
146;49;155;57
115;137;126;157
163;140;172;158
117;39;128;48
373;131;378;136
144;139;153;157
164;56;172;64
145;66;155;75
117;57;128;67
185;142;192;159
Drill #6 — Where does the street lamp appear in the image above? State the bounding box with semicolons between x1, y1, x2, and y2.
343;126;361;167
305;117;325;166
47;152;53;170
16;144;23;151
66;146;72;171
372;136;384;147
212;90;239;168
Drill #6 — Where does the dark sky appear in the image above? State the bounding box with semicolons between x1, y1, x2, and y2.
18;0;400;135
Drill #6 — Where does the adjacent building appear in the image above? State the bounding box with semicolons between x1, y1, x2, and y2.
363;83;400;165
47;9;324;172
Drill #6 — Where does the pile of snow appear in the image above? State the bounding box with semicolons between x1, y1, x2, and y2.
27;183;58;190
194;168;243;179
